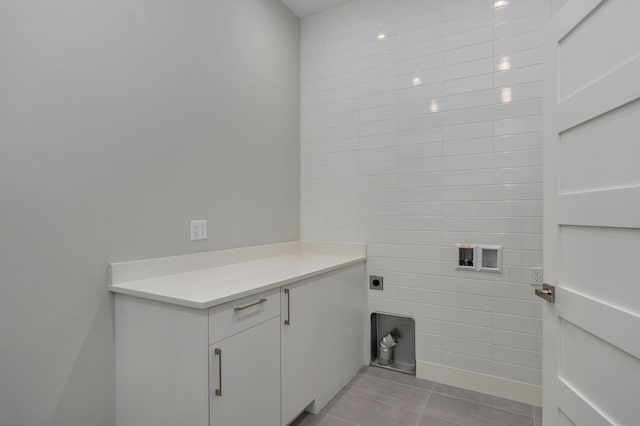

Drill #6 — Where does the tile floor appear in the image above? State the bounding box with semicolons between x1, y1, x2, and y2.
292;366;542;426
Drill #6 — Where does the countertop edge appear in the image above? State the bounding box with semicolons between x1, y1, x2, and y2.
108;255;366;309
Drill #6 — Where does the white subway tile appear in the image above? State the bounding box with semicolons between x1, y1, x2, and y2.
493;47;543;72
493;362;542;386
360;147;399;163
360;105;398;123
398;52;443;75
493;329;541;352
493;149;542;168
443;25;493;51
360;118;398;137
397;243;443;259
502;249;542;267
493;31;544;56
442;105;493;127
442;276;493;296
398;201;443;216
494;64;543;87
398;286;443;304
443;169;493;186
443;58;494;81
359;49;399;70
397;187;443;202
444;336;492;360
399;157;443;173
360;91;398;110
494;116;542;136
494;1;550;24
494;98;543;120
444;0;493;22
443;42;493;66
493;281;540;302
443;217;493;232
398;300;442;320
442;351;493;375
417;332;443;350
494;132;542;152
494;12;548;39
443;152;492;171
444;122;493;141
360;160;398;176
398;142;443;159
494;298;542;319
399;272;443;291
443;137;493;156
443;10;492;36
443;201;493;217
444;89;493;111
493;233;542;251
399;128;443;145
493;200;542;217
442;306;493;328
443;321;492;343
398;216;442;233
444;74;493;96
494;183;543;200
493;313;542;335
398;230;443;245
443;291;492;312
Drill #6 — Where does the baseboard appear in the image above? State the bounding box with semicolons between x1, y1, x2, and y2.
416;361;542;407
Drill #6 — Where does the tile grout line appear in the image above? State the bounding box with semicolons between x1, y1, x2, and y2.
323;412;361;426
413;380;436;426
346;384;429;414
429;389;534;417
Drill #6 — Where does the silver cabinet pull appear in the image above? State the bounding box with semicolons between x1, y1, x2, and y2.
534;283;555;303
233;298;267;312
214;348;222;396
284;289;290;325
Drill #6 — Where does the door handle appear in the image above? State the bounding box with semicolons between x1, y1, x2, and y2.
534;283;555;303
214;348;222;396
284;289;290;325
234;298;267;312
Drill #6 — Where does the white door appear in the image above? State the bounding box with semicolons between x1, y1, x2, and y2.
542;1;640;425
210;317;281;426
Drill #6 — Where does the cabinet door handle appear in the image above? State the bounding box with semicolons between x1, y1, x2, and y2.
234;298;267;312
284;289;291;325
214;348;222;396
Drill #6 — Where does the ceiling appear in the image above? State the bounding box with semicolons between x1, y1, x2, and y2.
280;0;352;17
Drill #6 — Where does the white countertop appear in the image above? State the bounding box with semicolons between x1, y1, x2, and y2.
108;241;366;309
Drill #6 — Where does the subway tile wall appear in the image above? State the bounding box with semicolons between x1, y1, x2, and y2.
300;0;567;386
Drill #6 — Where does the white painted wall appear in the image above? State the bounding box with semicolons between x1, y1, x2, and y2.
0;1;299;424
300;0;565;390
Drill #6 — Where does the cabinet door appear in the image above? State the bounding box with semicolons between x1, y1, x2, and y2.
312;264;367;410
210;317;280;426
281;281;318;425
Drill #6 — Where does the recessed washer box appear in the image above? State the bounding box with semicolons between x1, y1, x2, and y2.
479;244;503;273
456;243;477;271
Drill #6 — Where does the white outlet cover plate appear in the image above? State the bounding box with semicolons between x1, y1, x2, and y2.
190;220;207;240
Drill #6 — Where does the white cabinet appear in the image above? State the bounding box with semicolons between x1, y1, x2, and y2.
115;262;366;426
210;317;280;426
311;263;368;410
281;263;367;425
281;280;319;424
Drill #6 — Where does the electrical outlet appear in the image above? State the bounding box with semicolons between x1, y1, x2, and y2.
190;220;207;241
369;275;383;291
531;268;543;285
